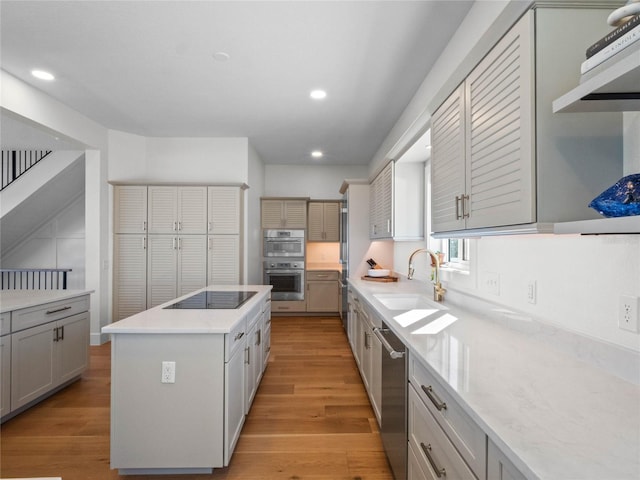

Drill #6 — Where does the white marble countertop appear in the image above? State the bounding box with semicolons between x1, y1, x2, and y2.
348;277;640;480
0;289;94;313
102;285;272;335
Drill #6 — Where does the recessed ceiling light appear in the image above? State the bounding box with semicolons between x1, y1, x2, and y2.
31;69;55;81
310;90;327;100
212;51;230;62
311;150;323;158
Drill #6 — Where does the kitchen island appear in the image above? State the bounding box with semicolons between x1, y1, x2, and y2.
102;285;271;475
347;277;640;480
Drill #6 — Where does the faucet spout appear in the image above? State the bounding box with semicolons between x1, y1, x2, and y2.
407;248;446;302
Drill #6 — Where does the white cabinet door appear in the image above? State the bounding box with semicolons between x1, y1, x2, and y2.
146;235;178;308
465;13;534;229
114;185;148;234
208;235;240;285
177;235;208;297
431;83;466;233
11;322;56;409
57;313;89;384
0;334;11;418
244;321;261;414
148;186;208;234
224;337;246;466
487;438;527;480
113;234;147;320
208;186;241;234
147;186;178;234
177;186;208;234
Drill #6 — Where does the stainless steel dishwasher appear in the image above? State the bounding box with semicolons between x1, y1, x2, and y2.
374;322;407;480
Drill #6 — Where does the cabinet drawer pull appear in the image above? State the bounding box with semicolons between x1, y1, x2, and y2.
420;442;446;478
462;194;470;219
422;384;447;411
59;325;64;340
53;327;59;342
234;331;245;341
142;220;147;231
455;195;461;220
46;305;72;315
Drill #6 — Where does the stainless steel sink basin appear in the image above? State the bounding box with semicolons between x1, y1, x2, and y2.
373;293;444;311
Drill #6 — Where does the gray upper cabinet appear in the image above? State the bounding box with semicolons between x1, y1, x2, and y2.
369;162;393;239
431;7;622;237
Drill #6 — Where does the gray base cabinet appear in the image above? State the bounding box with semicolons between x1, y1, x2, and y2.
1;294;90;422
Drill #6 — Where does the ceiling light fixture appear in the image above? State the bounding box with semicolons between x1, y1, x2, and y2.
311;150;323;158
31;69;55;81
310;89;327;100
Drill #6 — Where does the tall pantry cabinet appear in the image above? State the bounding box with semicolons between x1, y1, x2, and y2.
113;185;244;320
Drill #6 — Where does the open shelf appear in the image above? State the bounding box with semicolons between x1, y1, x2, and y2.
554;216;640;234
553;43;640;113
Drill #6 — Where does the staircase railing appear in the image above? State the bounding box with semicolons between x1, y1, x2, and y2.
1;150;52;191
0;268;71;290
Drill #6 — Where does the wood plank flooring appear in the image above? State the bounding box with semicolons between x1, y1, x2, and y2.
0;315;393;480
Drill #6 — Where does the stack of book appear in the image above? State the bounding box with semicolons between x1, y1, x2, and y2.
581;3;640;76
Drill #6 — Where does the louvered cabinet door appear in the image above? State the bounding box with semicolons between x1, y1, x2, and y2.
114;186;147;234
323;202;341;241
261;200;284;228
307;202;325;241
147;186;178;234
431;83;466;233
177;235;208;296
146;235;178;308
113;234;148;320
377;162;393;238
208;186;241;235
208;235;240;285
177;187;208;234
282;200;307;228
465;13;535;229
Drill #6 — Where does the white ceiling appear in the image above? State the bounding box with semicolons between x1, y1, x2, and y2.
0;1;473;165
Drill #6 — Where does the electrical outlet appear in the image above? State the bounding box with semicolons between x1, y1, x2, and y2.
527;280;537;304
485;272;500;295
161;361;176;384
619;295;639;333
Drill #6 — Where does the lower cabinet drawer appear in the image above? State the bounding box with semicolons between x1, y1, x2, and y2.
409;352;486;478
408;442;429;480
11;295;90;332
409;385;477;480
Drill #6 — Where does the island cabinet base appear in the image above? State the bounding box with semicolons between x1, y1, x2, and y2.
110;333;225;473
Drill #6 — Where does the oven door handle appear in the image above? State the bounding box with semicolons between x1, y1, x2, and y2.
373;327;405;359
265;270;303;275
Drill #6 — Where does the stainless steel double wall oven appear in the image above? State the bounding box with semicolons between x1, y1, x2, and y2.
262;229;305;301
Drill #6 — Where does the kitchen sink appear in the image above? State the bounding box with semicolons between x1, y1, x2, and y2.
372;293;445;311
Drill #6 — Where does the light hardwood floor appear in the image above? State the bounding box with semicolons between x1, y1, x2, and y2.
0;316;393;480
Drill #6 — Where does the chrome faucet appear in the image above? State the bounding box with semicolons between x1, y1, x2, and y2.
407;248;446;302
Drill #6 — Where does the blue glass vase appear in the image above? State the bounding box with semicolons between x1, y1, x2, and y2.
589;173;640;218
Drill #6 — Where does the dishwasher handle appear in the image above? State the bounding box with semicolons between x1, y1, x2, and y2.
373;327;405;359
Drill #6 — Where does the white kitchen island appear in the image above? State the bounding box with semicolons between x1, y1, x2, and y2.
102;285;271;475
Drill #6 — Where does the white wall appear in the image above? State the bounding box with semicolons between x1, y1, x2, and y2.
2;195;86;289
246;143;265;284
108;132;249;184
265;164;368;199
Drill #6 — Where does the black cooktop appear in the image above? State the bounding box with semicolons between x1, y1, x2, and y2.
163;291;257;310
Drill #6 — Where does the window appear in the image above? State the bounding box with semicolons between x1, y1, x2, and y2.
443;238;470;267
